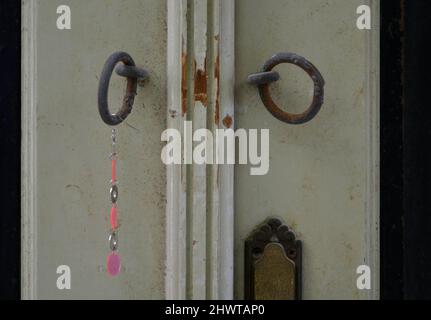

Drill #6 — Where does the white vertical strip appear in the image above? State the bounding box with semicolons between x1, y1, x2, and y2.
191;0;208;300
166;0;188;300
218;0;235;300
364;0;380;300
208;0;221;300
21;0;38;300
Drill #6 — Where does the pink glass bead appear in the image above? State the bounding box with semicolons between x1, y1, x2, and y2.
110;205;118;229
111;158;116;182
107;252;121;276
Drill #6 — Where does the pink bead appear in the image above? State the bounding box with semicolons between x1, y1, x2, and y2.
107;252;121;276
110;205;118;229
111;158;116;182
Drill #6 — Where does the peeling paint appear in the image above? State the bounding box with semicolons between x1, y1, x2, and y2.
169;109;178;119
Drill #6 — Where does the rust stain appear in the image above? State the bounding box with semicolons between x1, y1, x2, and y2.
214;45;220;125
194;57;208;107
181;52;188;117
222;114;233;129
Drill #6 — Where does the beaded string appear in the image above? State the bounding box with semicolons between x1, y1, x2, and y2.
107;128;120;276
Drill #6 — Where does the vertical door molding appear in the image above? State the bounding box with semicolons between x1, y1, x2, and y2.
216;0;235;300
191;0;208;299
364;0;380;300
21;0;38;300
165;0;235;300
166;0;188;300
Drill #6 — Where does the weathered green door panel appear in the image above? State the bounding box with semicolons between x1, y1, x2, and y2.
26;0;166;299
235;0;379;300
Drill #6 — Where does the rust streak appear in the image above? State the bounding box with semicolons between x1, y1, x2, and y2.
194;57;208;107
181;52;188;117
214;44;220;125
222;114;233;129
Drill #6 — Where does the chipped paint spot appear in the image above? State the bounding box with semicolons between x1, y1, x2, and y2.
302;176;315;192
222;114;233;128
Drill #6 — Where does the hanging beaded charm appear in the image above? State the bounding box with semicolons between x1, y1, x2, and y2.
107;128;121;276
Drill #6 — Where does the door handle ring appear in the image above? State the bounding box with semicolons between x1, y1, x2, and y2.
248;52;325;125
98;51;148;126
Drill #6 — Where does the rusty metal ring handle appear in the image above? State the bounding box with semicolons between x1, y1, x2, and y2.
248;52;325;125
98;51;148;126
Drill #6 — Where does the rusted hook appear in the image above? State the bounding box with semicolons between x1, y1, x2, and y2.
248;52;325;125
98;51;149;126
